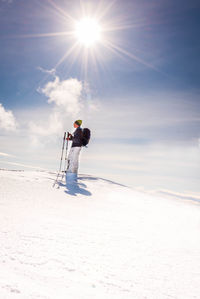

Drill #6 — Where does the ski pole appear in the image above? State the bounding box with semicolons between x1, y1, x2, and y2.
59;132;70;186
53;132;66;187
64;132;70;172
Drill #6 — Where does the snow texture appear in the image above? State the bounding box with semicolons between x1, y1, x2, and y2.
0;169;200;299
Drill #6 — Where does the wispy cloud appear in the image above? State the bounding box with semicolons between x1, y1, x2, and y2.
0;151;14;157
37;66;56;76
0;103;17;131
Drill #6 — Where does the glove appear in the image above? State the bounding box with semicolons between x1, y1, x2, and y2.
67;133;72;140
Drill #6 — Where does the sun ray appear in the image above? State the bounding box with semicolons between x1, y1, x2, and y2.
14;31;74;39
81;48;89;81
90;50;99;75
17;0;166;84
35;42;81;92
54;41;80;70
62;45;83;76
103;40;128;62
82;49;102;86
93;51;109;79
55;43;83;78
102;22;148;32
90;49;118;90
104;40;164;74
102;16;168;33
94;0;117;22
47;0;76;23
79;0;87;18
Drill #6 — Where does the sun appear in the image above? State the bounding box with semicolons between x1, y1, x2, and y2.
74;18;102;48
23;1;160;78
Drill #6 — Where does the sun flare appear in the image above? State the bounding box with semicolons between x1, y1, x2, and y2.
25;1;160;79
75;18;102;47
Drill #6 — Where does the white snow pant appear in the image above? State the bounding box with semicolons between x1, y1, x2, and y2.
67;146;81;173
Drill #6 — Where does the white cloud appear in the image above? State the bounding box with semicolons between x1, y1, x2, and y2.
29;76;98;142
30;77;83;139
0;103;17;131
40;76;83;115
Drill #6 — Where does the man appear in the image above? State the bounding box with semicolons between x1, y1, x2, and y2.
66;120;83;178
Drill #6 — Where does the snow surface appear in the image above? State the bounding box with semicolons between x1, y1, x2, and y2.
0;169;200;299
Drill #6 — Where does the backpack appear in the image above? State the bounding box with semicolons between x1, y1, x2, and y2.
82;128;91;146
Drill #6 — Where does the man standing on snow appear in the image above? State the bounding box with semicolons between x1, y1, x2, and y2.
66;120;83;178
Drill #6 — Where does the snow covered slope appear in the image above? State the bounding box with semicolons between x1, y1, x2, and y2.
0;169;200;299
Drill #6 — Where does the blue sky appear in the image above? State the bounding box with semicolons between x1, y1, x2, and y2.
0;0;200;194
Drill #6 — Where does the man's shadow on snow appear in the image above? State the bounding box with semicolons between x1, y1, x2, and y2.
65;181;92;196
59;180;92;197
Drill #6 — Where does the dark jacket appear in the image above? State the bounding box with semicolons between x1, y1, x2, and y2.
71;127;83;147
